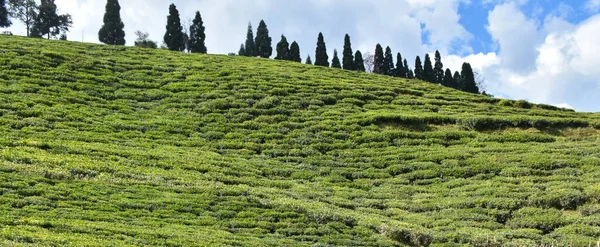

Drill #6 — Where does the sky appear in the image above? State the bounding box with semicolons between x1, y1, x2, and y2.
2;0;600;112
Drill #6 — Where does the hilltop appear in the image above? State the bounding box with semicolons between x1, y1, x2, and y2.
1;36;600;246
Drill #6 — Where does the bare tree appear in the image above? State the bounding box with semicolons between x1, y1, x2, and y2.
181;17;192;52
474;71;492;96
134;30;157;49
363;52;375;73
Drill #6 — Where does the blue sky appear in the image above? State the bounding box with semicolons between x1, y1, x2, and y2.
2;0;600;112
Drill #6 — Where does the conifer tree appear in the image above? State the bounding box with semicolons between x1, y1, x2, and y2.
188;11;207;53
353;50;365;72
244;22;256;56
443;68;453;87
289;41;301;62
453;71;462;90
98;0;126;45
395;53;405;78
403;59;411;79
408;70;415;79
461;62;479;93
423;54;434;82
163;3;185;51
255;20;272;58
238;44;245;56
275;35;289;60
1;0;12;27
434;50;444;84
373;44;384;74
414;56;424;80
314;32;329;67
342;34;354;70
331;49;341;68
305;55;312;65
382;46;394;76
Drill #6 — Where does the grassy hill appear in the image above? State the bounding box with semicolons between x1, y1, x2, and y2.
1;35;600;246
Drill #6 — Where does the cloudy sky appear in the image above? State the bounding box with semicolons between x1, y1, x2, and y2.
3;0;600;112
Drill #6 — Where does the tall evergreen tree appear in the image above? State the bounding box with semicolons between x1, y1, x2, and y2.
453;71;462;90
275;35;289;60
461;62;479;94
243;22;256;56
98;0;125;45
373;44;384;74
342;34;354;70
8;0;38;36
382;46;394;76
414;56;424;80
0;0;10;27
238;44;245;56
255;20;272;58
305;55;312;65
331;49;341;68
434;50;444;84
32;0;72;39
443;68;453;87
314;32;329;67
395;53;405;78
188;11;207;53
353;50;365;72
403;59;411;79
423;54;434;82
289;41;301;62
163;3;185;51
408;70;415;79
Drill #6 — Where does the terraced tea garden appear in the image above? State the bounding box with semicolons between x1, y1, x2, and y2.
0;36;600;246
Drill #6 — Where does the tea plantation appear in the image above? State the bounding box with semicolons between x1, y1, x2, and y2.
1;36;600;246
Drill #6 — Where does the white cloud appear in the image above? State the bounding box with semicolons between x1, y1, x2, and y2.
585;0;600;12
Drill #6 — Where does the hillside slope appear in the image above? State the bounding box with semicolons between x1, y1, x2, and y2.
1;36;600;246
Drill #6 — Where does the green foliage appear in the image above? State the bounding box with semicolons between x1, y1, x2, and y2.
460;62;479;94
414;56;424;80
289;41;301;62
514;100;533;109
163;3;185;51
342;34;354;70
98;0;125;45
434;50;444;85
243;22;255;56
395;53;405;78
314;32;329;67
423;54;434;83
255;20;272;58
353;50;365;72
188;11;207;54
382;46;394;76
373;44;384;74
1;0;12;27
31;0;72;39
0;36;598;246
331;49;341;68
274;34;289;60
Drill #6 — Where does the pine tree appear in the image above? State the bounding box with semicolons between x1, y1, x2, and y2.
342;34;354;70
243;22;256;56
1;0;12;27
163;4;185;51
353;50;365;72
423;54;434;82
373;44;384;74
305;55;312;65
331;49;341;68
238;44;245;56
98;0;125;45
32;0;72;39
403;59;411;79
434;50;444;84
275;35;289;60
255;20;272;58
408;70;415;79
289;41;301;62
414;56;424;80
395;53;405;78
314;32;329;67
188;11;207;53
382;46;394;76
461;62;479;93
453;71;461;90
443;68;453;87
